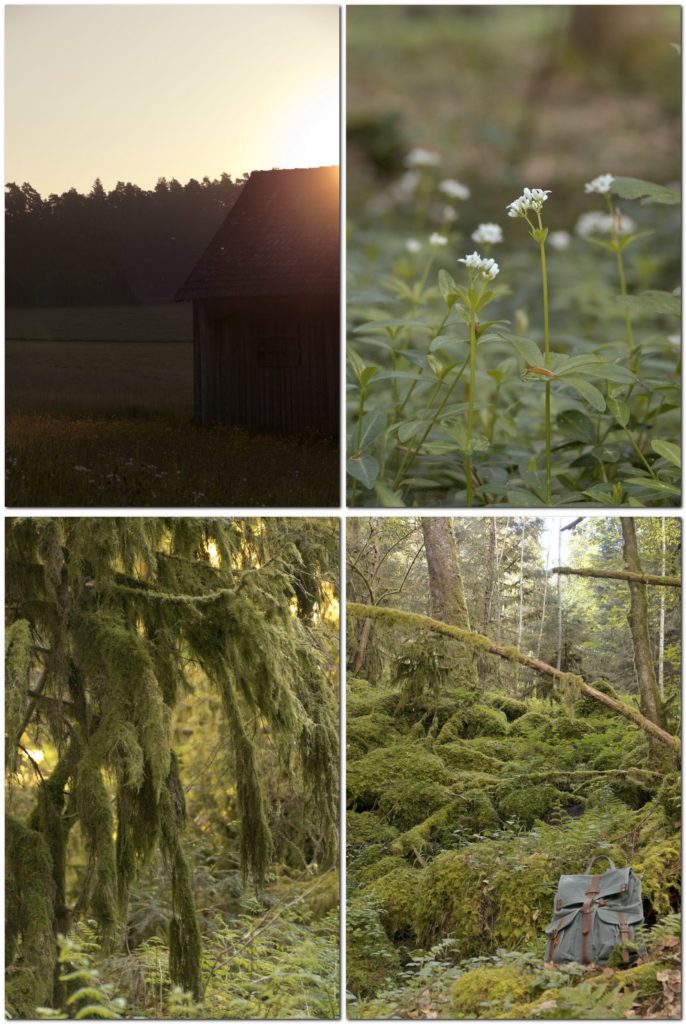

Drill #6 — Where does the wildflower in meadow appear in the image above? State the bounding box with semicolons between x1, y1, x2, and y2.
405;147;441;168
457;250;499;279
575;211;636;237
439;178;470;200
506;187;551;219
471;222;503;245
548;230;571;250
584;173;614;194
443;205;458;221
429;232;448;247
507;185;554;504
405;238;422;254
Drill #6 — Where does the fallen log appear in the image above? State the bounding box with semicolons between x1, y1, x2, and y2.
552;566;681;588
347;602;680;753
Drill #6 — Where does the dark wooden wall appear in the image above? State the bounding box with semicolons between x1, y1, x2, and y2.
193;296;339;435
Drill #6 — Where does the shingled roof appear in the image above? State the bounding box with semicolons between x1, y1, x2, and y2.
176;166;339;300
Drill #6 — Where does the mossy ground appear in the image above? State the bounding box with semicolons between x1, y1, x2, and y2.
347;675;681;1018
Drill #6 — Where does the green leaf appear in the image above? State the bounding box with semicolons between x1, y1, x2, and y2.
556;409;596;445
624;476;680;497
357;408;387;450
347;347;366;381
611;176;680;205
651;439;681;468
346;455;380;490
558;361;636;385
374;482;405;507
352;318;431;333
359;365;379;388
560;376;606;412
511;336;545;367
607;396;630;427
397;419;428;444
617;291;681;318
438;269;459;305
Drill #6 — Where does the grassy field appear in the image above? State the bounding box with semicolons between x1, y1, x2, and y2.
6;306;339;507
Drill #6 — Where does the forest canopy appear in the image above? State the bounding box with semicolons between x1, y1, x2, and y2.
5;517;340;1020
346;516;680;1020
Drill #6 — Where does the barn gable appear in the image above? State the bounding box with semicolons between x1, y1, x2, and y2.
176;165;339;300
176;166;340;437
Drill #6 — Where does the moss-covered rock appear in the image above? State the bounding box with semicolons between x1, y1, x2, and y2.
347;893;401;997
450;965;537;1017
348;677;398;719
348;712;401;759
391;790;500;857
347;811;397;849
354;854;407;887
486;693;529;721
509;710;551;736
364;865;420;941
347;742;453;829
463;704;509;738
495;781;565;827
633;836;681;917
438;739;505;772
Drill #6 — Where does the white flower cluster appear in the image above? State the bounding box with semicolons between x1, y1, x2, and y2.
584;173;614;195
548;230;571;251
429;232;448;247
575;210;636;237
458;250;499;280
405;238;422;254
471;222;503;245
439;178;470;200
405;147;441;168
507;187;551;218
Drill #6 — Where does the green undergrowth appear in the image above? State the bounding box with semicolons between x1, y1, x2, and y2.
347;675;681;1018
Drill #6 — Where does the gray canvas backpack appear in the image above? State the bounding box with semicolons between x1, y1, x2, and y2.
545;856;644;966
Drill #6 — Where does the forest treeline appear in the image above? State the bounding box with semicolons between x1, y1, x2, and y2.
346;516;681;1020
5;174;244;308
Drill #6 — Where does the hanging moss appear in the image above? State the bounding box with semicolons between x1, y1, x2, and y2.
75;753;118;948
159;760;202;1000
5;817;57;1018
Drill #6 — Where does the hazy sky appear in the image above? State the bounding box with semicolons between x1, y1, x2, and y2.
5;4;339;196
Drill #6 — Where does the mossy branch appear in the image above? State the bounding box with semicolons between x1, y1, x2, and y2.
347;603;681;753
552;566;681;588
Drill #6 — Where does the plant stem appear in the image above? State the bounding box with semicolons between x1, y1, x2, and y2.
465;316;477;506
539;238;552;505
393;353;470;491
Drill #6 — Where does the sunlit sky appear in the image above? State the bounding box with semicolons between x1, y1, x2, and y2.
5;4;339;196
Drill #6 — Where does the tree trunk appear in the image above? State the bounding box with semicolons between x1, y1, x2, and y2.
516;522;525;686
621;518;666;729
478;518;497;686
556;521;563;671
352;616;373;676
658;519;666;698
348;602;680;754
421;518;477;687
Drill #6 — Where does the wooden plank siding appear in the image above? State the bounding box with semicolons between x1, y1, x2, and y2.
193;296;338;435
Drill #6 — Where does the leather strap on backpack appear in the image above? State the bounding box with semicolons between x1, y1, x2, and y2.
618;912;631;965
580;874;601;964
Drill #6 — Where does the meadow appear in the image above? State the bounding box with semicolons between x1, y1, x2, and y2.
6;306;339;507
346;7;680;508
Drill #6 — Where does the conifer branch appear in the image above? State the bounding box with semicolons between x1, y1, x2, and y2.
347;602;681;752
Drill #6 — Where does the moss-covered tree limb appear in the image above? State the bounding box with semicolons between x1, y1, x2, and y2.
347;603;680;753
552;566;681;588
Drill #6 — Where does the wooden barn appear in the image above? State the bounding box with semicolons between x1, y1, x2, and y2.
176;165;339;435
